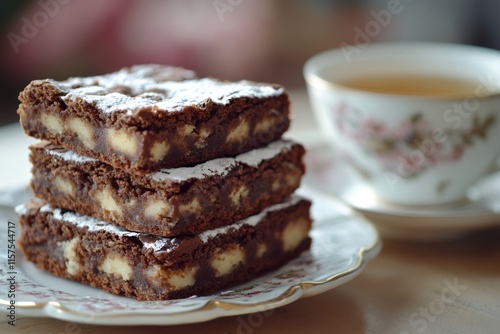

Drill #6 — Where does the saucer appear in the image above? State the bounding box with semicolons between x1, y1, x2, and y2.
304;145;500;241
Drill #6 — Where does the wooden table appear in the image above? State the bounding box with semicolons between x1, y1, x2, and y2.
2;229;500;333
2;90;500;333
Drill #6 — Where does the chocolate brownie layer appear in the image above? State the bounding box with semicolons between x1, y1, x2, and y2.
30;139;305;236
18;64;289;174
17;196;312;301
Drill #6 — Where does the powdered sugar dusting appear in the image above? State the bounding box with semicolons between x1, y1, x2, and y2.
65;79;283;114
40;204;138;236
236;140;295;168
19;195;302;252
143;238;173;253
198;195;301;243
47;65;283;114
14;204;27;215
50;65;196;95
42;139;296;180
45;148;97;163
36;204;178;252
152;140;295;182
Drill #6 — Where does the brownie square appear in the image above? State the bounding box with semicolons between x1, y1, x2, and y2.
30;139;305;236
19;64;290;174
17;196;312;300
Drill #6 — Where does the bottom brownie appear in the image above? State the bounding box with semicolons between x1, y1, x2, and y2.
17;196;312;301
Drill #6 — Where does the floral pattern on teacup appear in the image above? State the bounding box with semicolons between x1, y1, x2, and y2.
332;102;496;177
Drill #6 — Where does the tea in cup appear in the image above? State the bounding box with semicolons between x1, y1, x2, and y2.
304;43;500;206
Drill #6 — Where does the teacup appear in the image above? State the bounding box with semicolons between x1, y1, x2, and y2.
304;43;500;206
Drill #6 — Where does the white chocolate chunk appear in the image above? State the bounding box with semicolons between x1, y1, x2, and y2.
168;266;198;290
146;265;198;290
68;118;94;149
41;113;63;135
57;237;80;275
285;164;302;187
282;217;309;252
210;245;244;277
195;127;211;148
54;175;74;196
150;141;170;162
145;265;161;283
179;198;201;214
100;254;133;280
179;124;195;136
256;243;267;258
230;185;249;206
144;199;169;218
94;188;123;216
253;116;276;135
107;128;138;157
226;119;249;143
272;180;281;192
285;173;301;188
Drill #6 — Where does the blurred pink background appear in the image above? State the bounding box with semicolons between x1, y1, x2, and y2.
1;0;499;125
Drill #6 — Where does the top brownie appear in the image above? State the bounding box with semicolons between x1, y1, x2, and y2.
18;64;290;174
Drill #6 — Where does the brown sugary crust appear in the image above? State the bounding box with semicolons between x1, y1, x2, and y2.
30;140;305;236
18;65;289;174
18;197;312;301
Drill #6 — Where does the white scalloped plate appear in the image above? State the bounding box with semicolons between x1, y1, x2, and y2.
0;187;380;326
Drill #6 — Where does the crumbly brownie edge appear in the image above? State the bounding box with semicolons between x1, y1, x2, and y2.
30;140;305;236
17;197;312;301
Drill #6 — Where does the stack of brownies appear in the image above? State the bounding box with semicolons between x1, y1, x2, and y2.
16;65;312;300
